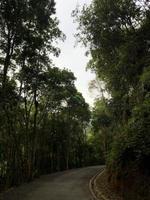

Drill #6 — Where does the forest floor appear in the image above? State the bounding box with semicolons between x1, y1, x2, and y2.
0;166;102;200
94;170;122;200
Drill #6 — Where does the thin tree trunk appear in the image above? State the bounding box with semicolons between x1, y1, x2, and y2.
2;31;15;90
32;88;38;178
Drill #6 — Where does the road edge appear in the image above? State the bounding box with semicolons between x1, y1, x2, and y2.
89;168;109;200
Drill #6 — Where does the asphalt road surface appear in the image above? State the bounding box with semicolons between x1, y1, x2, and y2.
0;166;103;200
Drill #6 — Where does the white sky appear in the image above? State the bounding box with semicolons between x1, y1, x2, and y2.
54;0;96;106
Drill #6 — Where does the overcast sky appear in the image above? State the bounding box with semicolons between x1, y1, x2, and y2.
53;0;96;106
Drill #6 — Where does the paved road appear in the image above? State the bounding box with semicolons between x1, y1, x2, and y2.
0;166;103;200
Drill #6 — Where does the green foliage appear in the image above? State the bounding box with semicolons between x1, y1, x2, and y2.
0;0;92;191
91;99;112;162
74;0;150;198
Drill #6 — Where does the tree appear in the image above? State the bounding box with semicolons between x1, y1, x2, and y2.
73;0;150;198
91;99;112;159
0;0;65;188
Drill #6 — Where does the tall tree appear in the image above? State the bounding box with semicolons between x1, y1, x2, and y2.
73;0;150;199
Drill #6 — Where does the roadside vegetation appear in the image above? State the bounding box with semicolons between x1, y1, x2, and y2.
0;0;103;192
73;0;150;199
1;0;150;199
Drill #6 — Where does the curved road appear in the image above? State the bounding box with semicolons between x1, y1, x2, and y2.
0;166;103;200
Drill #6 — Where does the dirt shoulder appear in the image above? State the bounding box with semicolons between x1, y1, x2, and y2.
93;170;123;200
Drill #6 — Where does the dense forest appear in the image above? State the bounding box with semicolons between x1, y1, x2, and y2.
0;0;103;191
74;0;150;199
1;0;150;199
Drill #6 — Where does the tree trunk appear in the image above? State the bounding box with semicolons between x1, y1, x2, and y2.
2;31;14;90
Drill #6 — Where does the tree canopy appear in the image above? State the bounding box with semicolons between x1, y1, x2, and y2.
0;0;95;191
73;0;150;199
